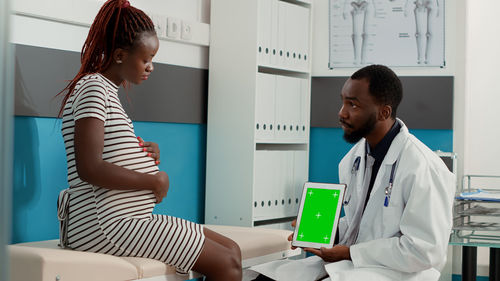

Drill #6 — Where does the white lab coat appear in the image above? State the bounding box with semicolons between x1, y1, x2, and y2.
251;120;455;281
330;119;456;280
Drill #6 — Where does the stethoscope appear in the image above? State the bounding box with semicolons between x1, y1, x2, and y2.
384;161;397;207
343;156;397;208
343;156;361;206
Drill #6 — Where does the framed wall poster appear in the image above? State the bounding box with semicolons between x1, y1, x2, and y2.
329;0;445;68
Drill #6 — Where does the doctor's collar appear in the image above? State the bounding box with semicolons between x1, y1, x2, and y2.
365;120;401;162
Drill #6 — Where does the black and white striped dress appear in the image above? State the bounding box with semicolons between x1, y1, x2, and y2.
58;73;205;274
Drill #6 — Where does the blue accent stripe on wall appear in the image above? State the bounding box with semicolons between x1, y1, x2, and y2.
308;127;453;184
12;117;66;244
11;117;452;244
411;129;453;152
308;128;353;184
11;117;207;243
453;274;489;281
133;121;207;222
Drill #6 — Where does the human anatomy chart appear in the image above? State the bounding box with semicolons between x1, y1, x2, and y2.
329;0;445;68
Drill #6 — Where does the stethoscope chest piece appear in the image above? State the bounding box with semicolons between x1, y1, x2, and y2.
384;161;397;207
344;156;361;206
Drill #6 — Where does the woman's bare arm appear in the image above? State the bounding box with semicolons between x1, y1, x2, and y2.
74;117;169;202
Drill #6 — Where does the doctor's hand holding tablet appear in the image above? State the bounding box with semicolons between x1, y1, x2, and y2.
288;182;351;262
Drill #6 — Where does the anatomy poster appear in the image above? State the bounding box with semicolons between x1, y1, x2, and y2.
329;0;445;68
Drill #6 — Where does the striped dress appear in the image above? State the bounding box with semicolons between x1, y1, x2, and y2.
57;73;205;274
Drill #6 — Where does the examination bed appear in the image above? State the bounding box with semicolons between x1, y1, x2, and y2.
8;224;299;281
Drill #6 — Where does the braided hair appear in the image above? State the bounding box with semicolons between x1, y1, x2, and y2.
58;0;155;116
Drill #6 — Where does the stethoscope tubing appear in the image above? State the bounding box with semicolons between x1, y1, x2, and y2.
343;156;397;207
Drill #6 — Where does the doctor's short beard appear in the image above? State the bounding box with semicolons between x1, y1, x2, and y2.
342;113;377;144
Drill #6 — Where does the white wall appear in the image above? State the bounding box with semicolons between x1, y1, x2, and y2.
464;0;500;176
11;0;211;69
459;2;500;275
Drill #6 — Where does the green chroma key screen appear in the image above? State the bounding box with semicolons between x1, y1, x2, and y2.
296;187;341;244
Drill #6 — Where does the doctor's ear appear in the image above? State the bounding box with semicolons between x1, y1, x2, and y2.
378;105;392;121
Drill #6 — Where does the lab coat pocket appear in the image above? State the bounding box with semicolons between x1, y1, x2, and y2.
381;205;402;237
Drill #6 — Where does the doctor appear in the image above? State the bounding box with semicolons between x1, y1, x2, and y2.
252;64;455;281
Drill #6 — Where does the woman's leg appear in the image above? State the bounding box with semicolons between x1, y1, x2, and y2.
192;228;242;281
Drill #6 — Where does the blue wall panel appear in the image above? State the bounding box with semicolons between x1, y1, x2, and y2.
12;117;66;244
11;117;452;244
11;117;207;243
133;121;207;223
308;128;353;184
308;127;453;184
453;274;489;281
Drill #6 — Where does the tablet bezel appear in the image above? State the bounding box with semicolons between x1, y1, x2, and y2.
291;182;346;249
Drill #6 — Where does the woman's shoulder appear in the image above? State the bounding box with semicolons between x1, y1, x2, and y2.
69;74;114;105
73;73;119;97
73;73;105;92
75;73;108;88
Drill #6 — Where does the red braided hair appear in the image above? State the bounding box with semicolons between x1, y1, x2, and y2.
57;0;155;116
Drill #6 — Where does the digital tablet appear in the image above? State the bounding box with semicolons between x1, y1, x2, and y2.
292;182;346;249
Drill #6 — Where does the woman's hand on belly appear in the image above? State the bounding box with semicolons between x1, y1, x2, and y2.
138;136;161;165
152;171;170;203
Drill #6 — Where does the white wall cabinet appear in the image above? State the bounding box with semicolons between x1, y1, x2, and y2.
205;0;312;228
